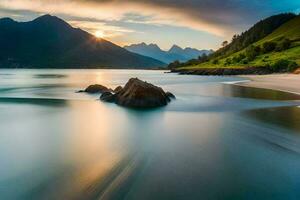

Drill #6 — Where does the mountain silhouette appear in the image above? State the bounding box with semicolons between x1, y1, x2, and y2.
0;15;165;68
124;43;213;64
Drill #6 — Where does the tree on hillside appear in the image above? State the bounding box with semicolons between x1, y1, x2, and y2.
231;34;238;42
168;60;182;69
212;13;296;58
222;41;228;47
174;13;297;68
198;53;208;62
245;45;261;61
262;41;277;53
276;38;292;51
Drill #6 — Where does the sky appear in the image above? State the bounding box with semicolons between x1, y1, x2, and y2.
0;0;299;50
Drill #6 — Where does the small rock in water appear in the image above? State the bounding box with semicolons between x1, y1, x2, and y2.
101;78;175;108
100;91;115;102
78;84;112;93
114;86;123;93
166;92;176;100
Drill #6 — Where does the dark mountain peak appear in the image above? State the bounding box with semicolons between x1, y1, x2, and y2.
184;47;202;53
148;43;161;50
148;43;158;47
168;44;184;54
0;15;164;68
124;43;162;51
0;17;16;24
125;43;212;63
184;47;196;51
32;14;72;28
169;45;183;53
34;14;60;22
170;44;182;49
124;42;146;48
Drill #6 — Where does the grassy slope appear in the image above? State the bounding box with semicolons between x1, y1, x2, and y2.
258;15;300;43
182;16;300;70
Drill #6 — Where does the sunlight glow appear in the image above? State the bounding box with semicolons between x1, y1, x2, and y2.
95;30;105;38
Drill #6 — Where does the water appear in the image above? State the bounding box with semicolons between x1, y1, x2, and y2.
0;69;300;200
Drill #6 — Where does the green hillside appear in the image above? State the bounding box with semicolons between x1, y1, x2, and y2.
258;15;300;44
213;13;296;57
174;14;300;73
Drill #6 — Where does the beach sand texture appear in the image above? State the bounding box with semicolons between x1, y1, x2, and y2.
237;74;300;95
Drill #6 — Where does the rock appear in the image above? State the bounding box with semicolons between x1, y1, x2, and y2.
114;86;123;93
101;78;175;108
166;92;176;100
80;84;112;93
100;91;115;102
115;78;169;107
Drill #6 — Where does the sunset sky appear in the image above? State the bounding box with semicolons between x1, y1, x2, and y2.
0;0;299;50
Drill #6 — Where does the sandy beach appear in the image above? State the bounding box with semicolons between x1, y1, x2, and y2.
237;74;300;95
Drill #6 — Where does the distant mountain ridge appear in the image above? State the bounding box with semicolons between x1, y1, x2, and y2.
0;15;165;68
124;43;213;64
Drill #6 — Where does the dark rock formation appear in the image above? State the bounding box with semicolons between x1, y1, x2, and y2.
166;92;176;99
101;78;175;108
100;91;115;102
114;86;123;93
78;84;112;93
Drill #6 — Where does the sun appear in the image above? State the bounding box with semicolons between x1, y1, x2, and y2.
95;30;104;38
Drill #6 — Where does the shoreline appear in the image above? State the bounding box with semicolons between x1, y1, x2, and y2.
170;67;273;75
235;74;300;95
171;68;300;97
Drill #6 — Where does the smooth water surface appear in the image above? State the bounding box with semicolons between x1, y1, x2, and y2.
0;69;300;200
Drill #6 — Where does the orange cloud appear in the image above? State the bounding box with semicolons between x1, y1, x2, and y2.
69;20;136;39
0;0;233;36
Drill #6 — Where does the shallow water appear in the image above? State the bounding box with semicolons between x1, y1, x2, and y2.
0;69;300;200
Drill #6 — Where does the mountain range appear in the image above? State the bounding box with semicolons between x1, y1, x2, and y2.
124;43;213;64
0;15;165;68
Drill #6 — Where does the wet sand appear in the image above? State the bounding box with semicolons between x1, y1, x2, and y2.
237;74;300;95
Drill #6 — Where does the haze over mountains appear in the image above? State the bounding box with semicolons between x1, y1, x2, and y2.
0;15;165;68
124;43;213;64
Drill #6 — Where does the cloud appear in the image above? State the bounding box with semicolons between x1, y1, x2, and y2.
0;0;299;37
69;20;136;39
0;0;246;36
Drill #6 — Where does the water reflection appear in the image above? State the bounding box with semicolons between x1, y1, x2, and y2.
222;84;300;100
243;106;300;133
0;97;67;107
33;74;68;79
8;100;167;200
